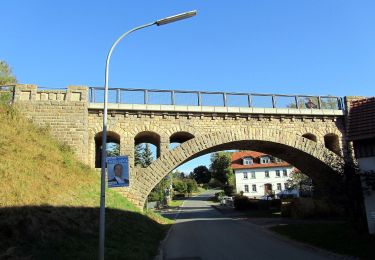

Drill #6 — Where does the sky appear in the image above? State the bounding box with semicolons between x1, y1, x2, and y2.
2;0;375;173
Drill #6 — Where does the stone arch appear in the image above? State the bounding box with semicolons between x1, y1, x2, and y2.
94;131;121;168
324;133;341;155
302;133;317;142
128;128;344;208
134;131;161;157
170;131;195;145
89;123;126;168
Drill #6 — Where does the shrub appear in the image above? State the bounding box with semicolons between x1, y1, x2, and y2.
214;191;225;202
223;184;235;196
233;195;250;210
172;179;187;193
208;178;223;188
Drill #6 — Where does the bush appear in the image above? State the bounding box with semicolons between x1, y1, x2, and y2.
233;195;250;210
208;178;223;188
281;198;344;219
223;184;235;196
185;179;198;194
214;191;225;202
173;179;187;193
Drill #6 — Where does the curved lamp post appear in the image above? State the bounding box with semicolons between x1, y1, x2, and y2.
99;10;197;260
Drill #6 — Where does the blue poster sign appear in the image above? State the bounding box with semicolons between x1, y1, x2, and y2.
106;156;129;188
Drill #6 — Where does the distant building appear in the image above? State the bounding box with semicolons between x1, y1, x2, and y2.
231;151;295;199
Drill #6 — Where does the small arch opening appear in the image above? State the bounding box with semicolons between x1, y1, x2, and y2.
169;131;195;149
324;133;341;155
135;131;160;159
95;131;120;168
302;133;317;142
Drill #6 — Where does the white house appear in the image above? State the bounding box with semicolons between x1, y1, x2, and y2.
231;151;295;198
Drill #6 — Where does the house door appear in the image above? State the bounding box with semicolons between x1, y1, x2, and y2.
264;183;272;195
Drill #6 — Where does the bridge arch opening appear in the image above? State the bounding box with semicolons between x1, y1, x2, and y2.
302;133;317;142
95;131;120;168
135;131;161;158
324;133;341;155
136;132;344;209
169;131;195;149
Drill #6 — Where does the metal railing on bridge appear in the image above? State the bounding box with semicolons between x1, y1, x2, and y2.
88;87;344;110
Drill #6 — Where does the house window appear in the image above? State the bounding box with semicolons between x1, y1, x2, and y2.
284;183;288;190
265;170;270;178
243;157;253;165
283;169;287;177
244;185;249;193
260;157;270;164
277;183;282;190
252;184;257;192
276;170;280;177
243;172;248;179
251;171;256;179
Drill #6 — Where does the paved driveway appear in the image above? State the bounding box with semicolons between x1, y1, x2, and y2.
161;190;337;260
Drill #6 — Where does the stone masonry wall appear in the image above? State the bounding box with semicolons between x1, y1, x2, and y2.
13;85;89;163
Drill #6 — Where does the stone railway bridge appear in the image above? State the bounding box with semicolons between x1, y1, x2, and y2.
10;84;353;208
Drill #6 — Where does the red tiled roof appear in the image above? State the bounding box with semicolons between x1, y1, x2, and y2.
231;151;291;170
348;97;375;141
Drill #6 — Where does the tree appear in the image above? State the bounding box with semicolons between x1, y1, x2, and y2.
287;96;339;109
210;152;232;185
142;143;153;167
0;61;17;85
134;144;143;167
192;165;211;184
106;143;120;157
286;169;313;196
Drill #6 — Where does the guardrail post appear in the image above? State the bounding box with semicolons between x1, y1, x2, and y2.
317;96;322;109
171;90;176;105
198;92;202;106
272;95;276;108
144;90;148;104
223;93;227;107
248;94;252;107
116;89;121;103
295;96;299;109
91;88;96;102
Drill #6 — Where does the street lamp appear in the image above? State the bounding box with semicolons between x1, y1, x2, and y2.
99;10;197;260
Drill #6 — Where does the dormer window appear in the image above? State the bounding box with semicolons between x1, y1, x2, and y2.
243;157;253;165
260;156;270;164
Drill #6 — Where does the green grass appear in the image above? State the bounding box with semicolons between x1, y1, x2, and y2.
270;222;375;259
0;104;171;259
168;199;184;207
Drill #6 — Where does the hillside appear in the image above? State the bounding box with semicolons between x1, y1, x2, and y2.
0;104;171;259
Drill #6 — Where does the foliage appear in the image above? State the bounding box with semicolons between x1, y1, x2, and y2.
286;170;313;195
0;104;171;259
107;143;120;157
209;152;232;185
134;144;143;167
287;96;339;109
172;178;198;195
208;178;223;188
142;143;153;167
0;60;17;85
192;165;211;184
223;184;236;196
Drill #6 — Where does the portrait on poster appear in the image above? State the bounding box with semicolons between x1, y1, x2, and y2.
107;156;129;188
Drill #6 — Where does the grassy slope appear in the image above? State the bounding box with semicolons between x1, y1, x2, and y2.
270;223;375;259
0;104;171;259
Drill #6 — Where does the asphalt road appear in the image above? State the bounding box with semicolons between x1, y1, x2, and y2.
161;190;334;260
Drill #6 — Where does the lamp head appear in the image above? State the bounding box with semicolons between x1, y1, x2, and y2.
155;10;197;26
